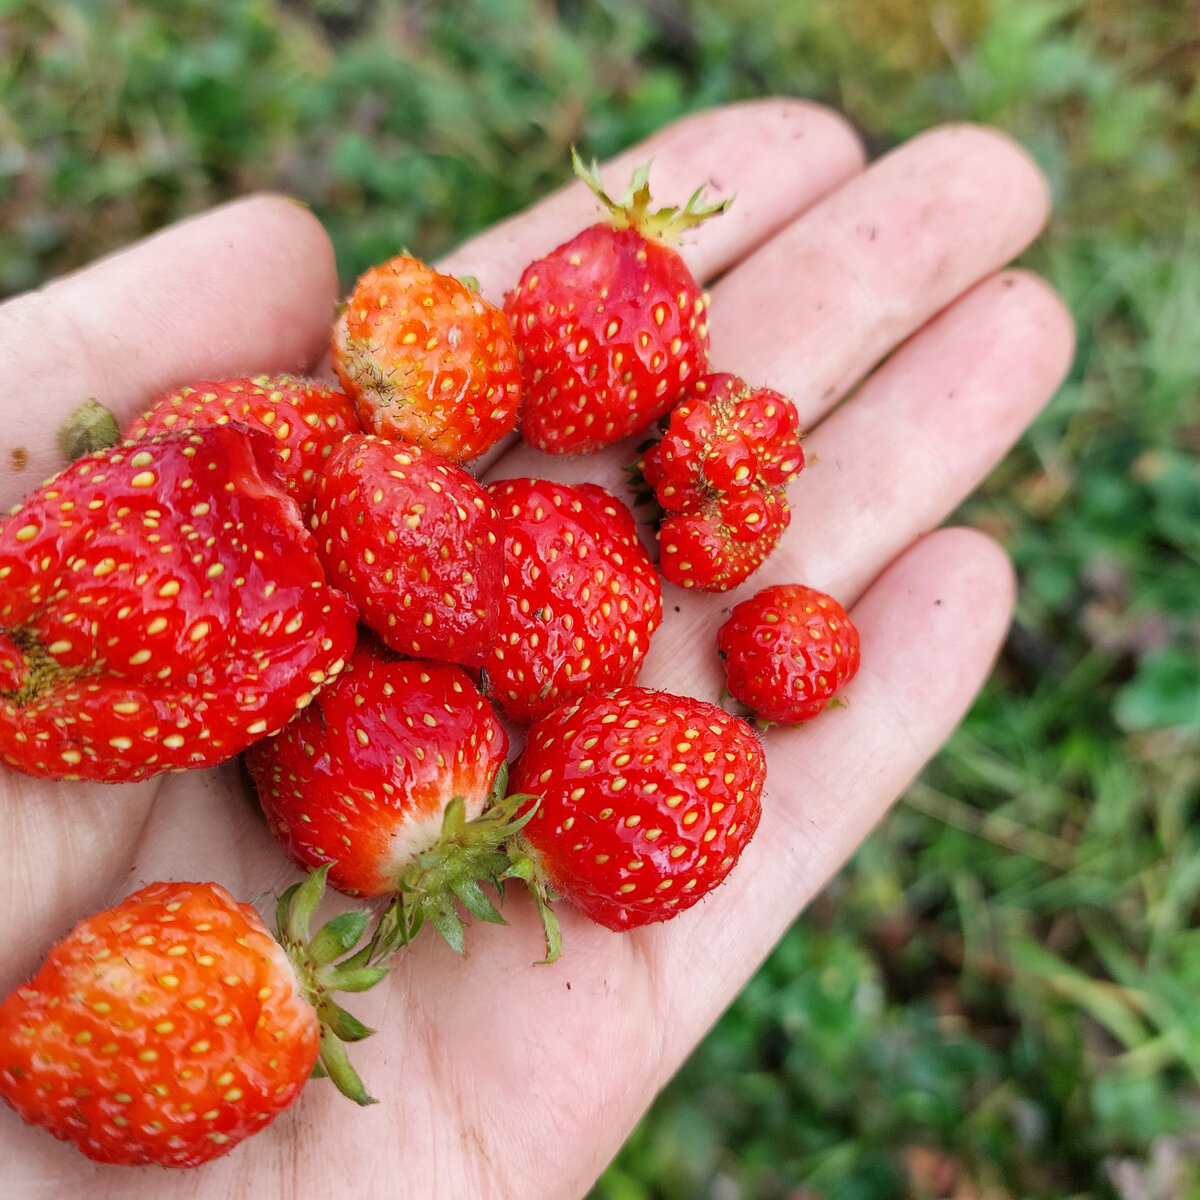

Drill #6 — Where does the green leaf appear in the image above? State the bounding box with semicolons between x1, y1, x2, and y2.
308;910;371;962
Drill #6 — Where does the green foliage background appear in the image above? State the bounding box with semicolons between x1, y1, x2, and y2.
3;1;1198;1195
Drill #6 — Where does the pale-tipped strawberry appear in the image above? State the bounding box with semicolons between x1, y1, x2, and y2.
312;433;504;668
247;640;528;955
482;478;662;724
0;871;385;1168
332;254;522;465
126;374;361;515
505;150;729;455
0;424;358;781
508;686;766;957
717;583;861;724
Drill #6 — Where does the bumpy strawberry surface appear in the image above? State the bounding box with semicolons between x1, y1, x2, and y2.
332;254;521;464
0;881;320;1168
126;374;361;514
0;426;358;781
247;642;509;897
483;478;662;724
505;158;726;455
718;584;861;724
313;433;504;667
511;686;766;931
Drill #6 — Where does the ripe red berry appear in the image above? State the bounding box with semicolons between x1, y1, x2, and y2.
482;478;662;723
505;152;729;455
332;254;522;465
717;584;862;724
126;374;361;514
0;874;383;1168
510;686;765;942
312;433;504;668
0;425;358;781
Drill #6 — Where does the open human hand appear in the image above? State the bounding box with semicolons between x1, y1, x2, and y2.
0;99;1073;1199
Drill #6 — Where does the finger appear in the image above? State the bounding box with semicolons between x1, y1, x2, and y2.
648;526;1016;1065
707;123;1052;425
438;98;866;302
0;195;339;509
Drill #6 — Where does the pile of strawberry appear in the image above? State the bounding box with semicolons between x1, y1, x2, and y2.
0;155;860;1169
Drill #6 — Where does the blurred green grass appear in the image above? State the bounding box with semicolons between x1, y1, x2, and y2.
2;1;1198;1195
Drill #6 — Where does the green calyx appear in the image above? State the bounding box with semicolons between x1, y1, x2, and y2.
58;398;122;461
571;146;732;243
367;764;543;960
275;865;389;1106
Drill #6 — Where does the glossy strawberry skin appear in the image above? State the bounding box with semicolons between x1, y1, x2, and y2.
506;225;710;455
512;686;765;931
0;426;358;781
332;255;521;465
246;643;509;897
482;478;662;724
0;881;319;1168
313;434;504;668
126;374;361;514
718;584;862;724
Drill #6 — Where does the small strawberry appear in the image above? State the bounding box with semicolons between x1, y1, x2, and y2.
0;425;358;781
505;151;729;455
332;254;522;465
312;433;504;668
126;374;361;515
717;584;862;724
0;871;385;1168
657;487;791;592
509;686;765;951
482;478;662;724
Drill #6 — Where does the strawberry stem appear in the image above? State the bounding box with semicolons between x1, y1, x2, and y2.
57;398;122;461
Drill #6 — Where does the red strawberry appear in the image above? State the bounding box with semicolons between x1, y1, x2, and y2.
0;425;358;781
125;374;361;514
312;433;504;668
0;872;384;1168
482;478;662;724
510;686;766;946
247;642;508;899
505;151;729;455
332;254;521;465
717;584;861;724
657;487;791;592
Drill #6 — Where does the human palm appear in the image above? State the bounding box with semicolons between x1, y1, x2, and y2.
0;100;1072;1199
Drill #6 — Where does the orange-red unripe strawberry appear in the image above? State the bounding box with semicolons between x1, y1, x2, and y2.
126;374;361;515
332;254;521;465
717;584;861;724
0;881;320;1168
511;686;765;932
0;425;358;781
505;154;729;455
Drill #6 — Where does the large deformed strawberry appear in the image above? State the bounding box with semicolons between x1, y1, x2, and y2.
126;374;361;515
0;425;358;781
312;434;505;668
505;152;729;455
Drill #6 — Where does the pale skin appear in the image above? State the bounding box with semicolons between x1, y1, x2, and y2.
0;100;1074;1198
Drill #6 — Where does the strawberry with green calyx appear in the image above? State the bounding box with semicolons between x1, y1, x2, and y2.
312;433;504;667
482;477;663;724
247;642;531;956
717;583;861;725
505;150;730;455
332;253;522;465
0;870;384;1169
507;685;767;960
126;374;361;515
0;424;358;782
